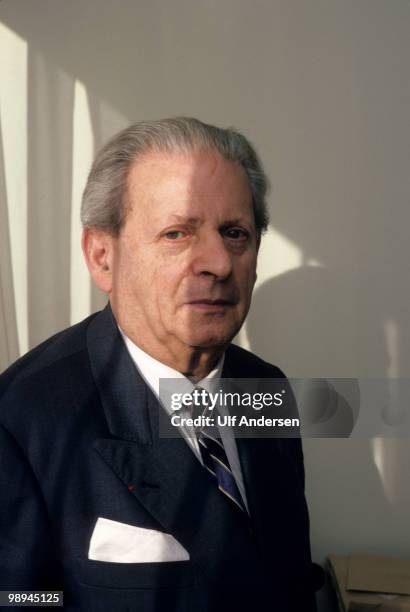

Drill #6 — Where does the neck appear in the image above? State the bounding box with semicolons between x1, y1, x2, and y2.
180;349;225;381
142;339;224;379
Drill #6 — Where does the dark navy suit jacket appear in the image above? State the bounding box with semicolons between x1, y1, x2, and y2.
0;305;317;611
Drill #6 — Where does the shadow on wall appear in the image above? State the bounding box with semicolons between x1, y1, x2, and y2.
245;204;410;566
247;265;389;378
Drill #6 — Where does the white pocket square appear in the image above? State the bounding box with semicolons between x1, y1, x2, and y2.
88;517;190;563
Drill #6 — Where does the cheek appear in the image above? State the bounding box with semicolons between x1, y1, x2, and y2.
113;245;153;298
155;269;185;304
157;256;191;296
236;273;257;314
239;260;258;292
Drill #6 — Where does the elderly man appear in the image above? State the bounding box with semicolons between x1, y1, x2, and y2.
0;118;317;610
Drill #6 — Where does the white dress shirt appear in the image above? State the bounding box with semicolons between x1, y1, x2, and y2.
120;330;249;511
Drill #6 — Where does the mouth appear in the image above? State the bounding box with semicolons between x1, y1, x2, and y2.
187;299;234;312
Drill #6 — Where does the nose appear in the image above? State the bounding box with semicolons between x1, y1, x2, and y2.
191;230;233;280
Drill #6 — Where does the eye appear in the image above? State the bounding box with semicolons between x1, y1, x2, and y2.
163;230;187;240
223;227;250;241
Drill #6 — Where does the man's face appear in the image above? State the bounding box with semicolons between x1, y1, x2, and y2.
109;149;258;354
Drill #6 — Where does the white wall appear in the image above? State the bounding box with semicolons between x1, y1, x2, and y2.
1;1;409;609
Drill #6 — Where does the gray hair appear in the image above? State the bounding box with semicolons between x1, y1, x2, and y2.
81;117;269;236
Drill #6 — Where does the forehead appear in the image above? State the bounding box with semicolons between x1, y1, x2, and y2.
125;149;253;221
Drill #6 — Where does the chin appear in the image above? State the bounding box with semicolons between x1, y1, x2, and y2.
181;326;238;350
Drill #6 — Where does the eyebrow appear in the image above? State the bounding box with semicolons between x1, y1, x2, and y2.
220;218;252;227
166;214;252;227
167;214;202;225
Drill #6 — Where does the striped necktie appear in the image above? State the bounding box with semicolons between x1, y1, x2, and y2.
194;387;246;513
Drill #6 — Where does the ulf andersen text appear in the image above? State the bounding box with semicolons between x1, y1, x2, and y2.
170;414;300;428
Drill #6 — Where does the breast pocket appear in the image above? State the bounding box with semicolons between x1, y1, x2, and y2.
76;557;195;590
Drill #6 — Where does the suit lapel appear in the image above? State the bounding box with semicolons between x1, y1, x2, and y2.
87;306;248;556
86;305;152;445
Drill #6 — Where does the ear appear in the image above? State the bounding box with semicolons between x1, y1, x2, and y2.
82;227;115;294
